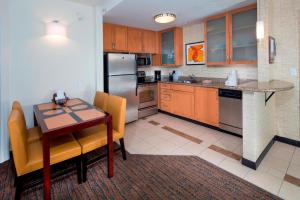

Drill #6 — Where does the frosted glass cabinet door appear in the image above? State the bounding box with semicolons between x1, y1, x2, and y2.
161;31;175;65
231;8;257;62
206;16;227;64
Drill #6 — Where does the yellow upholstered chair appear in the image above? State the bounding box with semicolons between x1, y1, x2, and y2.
93;91;109;112
8;108;82;199
12;101;42;143
75;94;127;181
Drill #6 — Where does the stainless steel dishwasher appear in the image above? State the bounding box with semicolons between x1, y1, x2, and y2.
219;89;243;135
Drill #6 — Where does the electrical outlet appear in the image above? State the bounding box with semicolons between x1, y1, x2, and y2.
289;68;297;77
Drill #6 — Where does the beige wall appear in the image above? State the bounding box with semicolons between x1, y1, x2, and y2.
258;0;300;141
142;23;258;80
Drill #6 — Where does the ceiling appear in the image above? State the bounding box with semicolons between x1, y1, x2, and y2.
67;0;105;6
103;0;257;31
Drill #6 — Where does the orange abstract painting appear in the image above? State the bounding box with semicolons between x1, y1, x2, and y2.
186;42;205;65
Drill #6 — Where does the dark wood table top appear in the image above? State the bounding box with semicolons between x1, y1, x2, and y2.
33;98;107;134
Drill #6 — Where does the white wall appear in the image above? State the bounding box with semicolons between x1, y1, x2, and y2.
8;0;97;127
0;0;11;163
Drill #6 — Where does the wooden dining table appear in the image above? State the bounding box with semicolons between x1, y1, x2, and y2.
33;98;114;200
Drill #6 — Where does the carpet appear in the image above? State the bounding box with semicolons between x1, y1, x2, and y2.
0;150;281;200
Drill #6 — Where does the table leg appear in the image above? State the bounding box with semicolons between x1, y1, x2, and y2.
43;136;51;200
33;112;38;126
107;115;114;178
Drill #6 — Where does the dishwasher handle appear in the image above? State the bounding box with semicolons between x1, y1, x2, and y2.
219;89;242;99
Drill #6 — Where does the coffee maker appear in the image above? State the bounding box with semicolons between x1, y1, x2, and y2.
154;70;161;81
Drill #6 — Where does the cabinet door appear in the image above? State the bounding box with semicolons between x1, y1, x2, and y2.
161;30;175;65
205;88;219;127
127;27;143;53
205;15;229;65
230;7;257;64
172;91;194;119
103;23;113;51
195;87;219;126
114;25;128;51
142;30;156;53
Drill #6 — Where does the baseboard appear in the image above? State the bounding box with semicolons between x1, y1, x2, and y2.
274;135;300;148
242;137;276;170
158;110;242;138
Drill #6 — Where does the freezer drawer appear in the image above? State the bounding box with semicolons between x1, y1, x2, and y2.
108;75;138;123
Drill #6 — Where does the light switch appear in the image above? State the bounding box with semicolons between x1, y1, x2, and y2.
289;68;297;77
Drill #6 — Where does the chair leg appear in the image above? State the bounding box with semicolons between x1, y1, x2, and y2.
15;176;22;200
120;138;127;160
82;154;87;182
76;156;82;184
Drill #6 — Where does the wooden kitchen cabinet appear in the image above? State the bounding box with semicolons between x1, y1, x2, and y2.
172;91;194;119
158;83;219;127
204;4;257;66
194;87;219;127
159;83;173;113
142;30;157;54
153;27;183;67
127;27;143;53
103;23;127;52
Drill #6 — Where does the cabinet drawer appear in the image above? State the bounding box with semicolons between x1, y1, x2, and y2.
171;84;194;93
161;93;172;101
160;83;171;89
160;101;172;111
161;89;172;94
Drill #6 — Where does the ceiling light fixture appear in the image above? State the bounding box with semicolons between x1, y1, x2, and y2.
154;13;176;24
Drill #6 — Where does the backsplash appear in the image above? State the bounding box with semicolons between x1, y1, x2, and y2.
139;23;258;80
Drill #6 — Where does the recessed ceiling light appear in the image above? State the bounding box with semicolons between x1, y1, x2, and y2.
154;13;176;24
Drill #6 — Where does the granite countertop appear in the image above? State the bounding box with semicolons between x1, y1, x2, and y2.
159;77;294;92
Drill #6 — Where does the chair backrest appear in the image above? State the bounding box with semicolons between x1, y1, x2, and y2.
93;91;109;112
8;108;28;176
12;101;26;125
107;95;126;136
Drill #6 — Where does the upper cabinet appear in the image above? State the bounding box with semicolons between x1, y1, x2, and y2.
205;4;257;66
127;27;143;53
142;30;157;54
103;23;158;54
230;6;257;64
153;27;183;67
104;23;127;52
205;14;228;65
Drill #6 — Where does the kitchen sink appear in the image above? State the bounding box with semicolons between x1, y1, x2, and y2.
176;80;197;84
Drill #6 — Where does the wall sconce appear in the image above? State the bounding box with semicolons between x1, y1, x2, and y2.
256;21;264;41
46;20;67;38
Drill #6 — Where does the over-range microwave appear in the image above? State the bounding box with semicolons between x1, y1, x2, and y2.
136;54;151;67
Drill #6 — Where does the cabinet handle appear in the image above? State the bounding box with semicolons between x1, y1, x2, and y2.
112;43;115;49
226;55;229;60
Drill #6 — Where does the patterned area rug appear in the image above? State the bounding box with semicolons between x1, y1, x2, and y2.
0;150;281;200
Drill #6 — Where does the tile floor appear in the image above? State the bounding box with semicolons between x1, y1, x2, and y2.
124;113;300;200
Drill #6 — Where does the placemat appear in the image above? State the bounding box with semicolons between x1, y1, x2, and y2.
74;109;105;121
44;114;77;130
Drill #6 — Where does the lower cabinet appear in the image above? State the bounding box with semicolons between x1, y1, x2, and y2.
159;83;219;127
172;91;194;119
194;87;219;127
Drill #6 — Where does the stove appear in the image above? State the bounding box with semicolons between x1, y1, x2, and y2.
137;71;158;118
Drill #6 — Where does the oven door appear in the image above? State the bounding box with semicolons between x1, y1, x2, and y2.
138;84;157;109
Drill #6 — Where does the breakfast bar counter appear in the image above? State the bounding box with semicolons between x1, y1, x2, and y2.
159;78;294;92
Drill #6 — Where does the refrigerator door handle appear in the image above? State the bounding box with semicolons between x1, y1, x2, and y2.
136;81;138;96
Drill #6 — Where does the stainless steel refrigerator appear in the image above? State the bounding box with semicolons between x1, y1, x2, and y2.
104;53;138;123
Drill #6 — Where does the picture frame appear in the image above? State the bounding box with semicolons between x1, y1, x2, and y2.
269;36;276;64
185;41;205;65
